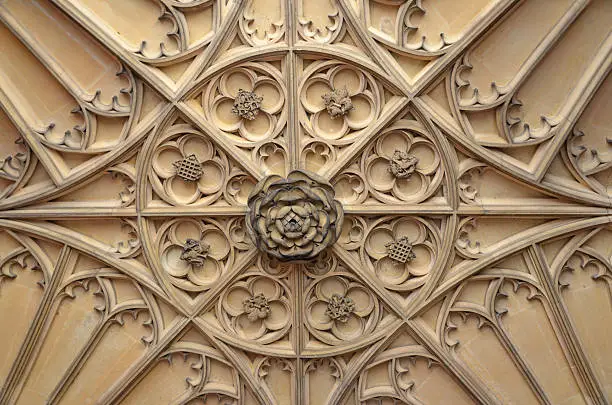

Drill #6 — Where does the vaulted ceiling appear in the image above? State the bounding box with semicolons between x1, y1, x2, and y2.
0;0;610;404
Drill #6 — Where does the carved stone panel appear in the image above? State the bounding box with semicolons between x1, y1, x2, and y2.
0;0;610;404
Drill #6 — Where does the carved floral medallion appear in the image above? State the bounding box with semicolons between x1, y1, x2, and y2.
246;170;344;261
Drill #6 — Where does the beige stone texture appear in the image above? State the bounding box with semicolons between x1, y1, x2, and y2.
0;0;610;404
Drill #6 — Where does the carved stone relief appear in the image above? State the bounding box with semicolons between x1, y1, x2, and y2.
246;170;344;261
0;0;610;404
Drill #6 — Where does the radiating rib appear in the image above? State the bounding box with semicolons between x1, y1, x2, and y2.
0;87;63;185
421;216;612;314
458;204;610;216
335;0;412;95
411;0;522;96
173;0;246;101
414;96;612;207
0;207;136;219
95;317;190;405
50;0;176;100
407;318;503;405
0;245;71;404
533;34;612;180
343;204;453;215
332;245;406;317
529;245;609;405
191;248;259;317
0;220;166;298
142;206;247;217
451;0;587;111
0;1;134;117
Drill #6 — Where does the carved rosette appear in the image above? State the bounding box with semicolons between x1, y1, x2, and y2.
246;170;344;261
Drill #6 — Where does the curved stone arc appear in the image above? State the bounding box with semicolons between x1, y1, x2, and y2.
0;219;174;311
379;103;459;317
413;96;612;207
0;93;171;211
183;45;404;100
417;216;612;316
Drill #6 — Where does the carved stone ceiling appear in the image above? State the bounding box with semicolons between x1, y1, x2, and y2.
0;0;611;404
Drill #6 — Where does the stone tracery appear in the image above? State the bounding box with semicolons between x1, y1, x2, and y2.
0;0;609;404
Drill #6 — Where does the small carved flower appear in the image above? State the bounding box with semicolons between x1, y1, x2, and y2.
221;276;290;341
388;150;419;179
301;65;378;140
325;294;355;323
152;134;225;205
210;67;285;142
232;89;263;120
306;276;375;341
366;130;440;202
160;219;230;292
180;238;210;266
365;218;435;290
243;293;271;321
246;170;344;261
322;87;353;119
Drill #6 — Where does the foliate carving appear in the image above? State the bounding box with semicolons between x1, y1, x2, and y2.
180;239;210;266
219;275;291;343
388;150;419;179
361;124;442;203
243;293;271;321
332;120;443;206
325;294;355;322
363;217;439;293
300;63;381;142
305;275;377;343
159;219;231;292
3;1;611;402
231;89;263;121
205;64;286;143
322;87;354;118
246;170;344;261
